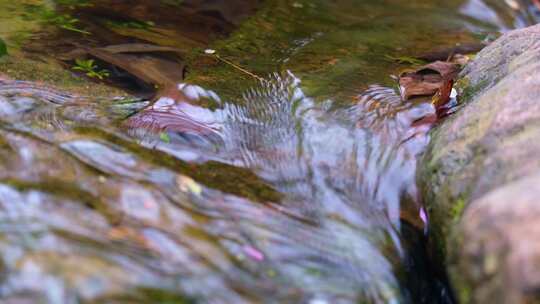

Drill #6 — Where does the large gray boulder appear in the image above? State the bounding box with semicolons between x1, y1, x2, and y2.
417;24;540;303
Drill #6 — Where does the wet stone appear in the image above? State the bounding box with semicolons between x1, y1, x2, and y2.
417;24;540;303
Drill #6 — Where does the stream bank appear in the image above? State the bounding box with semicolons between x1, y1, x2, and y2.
418;23;540;303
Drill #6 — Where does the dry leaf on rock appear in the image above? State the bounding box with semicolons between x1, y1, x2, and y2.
398;61;460;100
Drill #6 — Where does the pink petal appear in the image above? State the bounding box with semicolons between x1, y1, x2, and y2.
419;207;428;226
243;245;265;262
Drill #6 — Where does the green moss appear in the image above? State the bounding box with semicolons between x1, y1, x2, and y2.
56;0;91;6
451;197;467;222
184;0;482;104
417;138;474;271
93;287;196;304
73;126;283;203
0;38;6;57
454;77;470;93
456;77;489;105
456;282;472;304
1;177;120;223
0;0;51;50
0;54;127;97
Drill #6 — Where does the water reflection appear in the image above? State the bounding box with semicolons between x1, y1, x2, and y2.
461;0;540;30
130;73;430;231
0;68;446;303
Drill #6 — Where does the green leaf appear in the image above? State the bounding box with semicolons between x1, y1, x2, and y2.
74;58;86;67
61;24;91;35
0;38;7;57
159;132;171;143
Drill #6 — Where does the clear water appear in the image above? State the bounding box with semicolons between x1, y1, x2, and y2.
0;1;537;303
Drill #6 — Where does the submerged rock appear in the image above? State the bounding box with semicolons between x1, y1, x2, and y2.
417;24;540;303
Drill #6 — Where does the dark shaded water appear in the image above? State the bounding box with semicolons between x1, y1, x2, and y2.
0;0;538;303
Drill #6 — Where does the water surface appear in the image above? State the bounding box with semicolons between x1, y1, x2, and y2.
0;1;537;303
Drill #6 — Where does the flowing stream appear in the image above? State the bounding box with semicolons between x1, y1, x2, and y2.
0;0;538;303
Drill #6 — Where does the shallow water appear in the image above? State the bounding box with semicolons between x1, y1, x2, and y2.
0;1;537;303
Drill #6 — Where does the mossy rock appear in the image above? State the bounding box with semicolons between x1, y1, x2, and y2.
0;53;128;98
417;24;540;303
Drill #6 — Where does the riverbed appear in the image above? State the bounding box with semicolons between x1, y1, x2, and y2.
0;1;537;303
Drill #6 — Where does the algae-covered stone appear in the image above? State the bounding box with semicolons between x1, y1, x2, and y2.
0;54;128;96
451;172;540;304
418;24;540;303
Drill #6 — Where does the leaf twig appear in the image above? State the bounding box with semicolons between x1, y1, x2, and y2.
204;49;266;83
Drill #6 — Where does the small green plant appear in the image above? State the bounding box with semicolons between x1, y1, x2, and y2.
72;59;110;80
43;11;91;35
159;132;171;144
54;15;91;34
159;132;171;143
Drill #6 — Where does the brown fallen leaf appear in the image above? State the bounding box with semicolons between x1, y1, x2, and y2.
61;43;185;90
398;61;460;100
432;78;454;109
88;49;185;87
